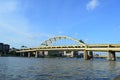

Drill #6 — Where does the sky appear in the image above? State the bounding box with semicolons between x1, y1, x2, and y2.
0;0;120;48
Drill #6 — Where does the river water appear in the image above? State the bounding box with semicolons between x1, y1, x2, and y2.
0;57;120;80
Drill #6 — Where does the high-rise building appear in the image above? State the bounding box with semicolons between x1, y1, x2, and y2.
0;43;10;56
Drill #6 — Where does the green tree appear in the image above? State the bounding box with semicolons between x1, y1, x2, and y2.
79;40;85;43
21;45;27;49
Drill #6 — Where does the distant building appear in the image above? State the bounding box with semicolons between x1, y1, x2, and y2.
0;43;10;56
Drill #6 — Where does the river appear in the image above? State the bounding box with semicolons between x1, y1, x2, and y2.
0;57;120;80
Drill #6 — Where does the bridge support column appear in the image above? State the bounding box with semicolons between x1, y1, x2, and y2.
28;52;30;57
44;51;48;56
84;50;88;60
22;53;25;57
20;53;22;57
70;51;74;58
35;52;38;58
111;51;116;61
89;51;93;60
107;51;112;61
107;51;116;61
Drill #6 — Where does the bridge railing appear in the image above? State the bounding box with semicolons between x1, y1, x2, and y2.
17;44;120;53
18;45;86;51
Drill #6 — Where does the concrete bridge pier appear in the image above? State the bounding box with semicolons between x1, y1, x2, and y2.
70;51;74;57
107;51;116;61
89;51;93;60
84;50;88;60
111;51;116;61
20;53;22;57
63;51;66;56
35;52;38;58
28;52;30;57
22;53;25;57
107;51;111;61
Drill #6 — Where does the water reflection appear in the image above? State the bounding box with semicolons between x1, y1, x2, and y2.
0;57;120;80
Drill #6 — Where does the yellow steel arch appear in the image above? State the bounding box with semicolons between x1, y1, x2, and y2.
40;36;86;46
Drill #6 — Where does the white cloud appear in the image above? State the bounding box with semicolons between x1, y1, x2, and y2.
0;0;56;48
86;0;99;11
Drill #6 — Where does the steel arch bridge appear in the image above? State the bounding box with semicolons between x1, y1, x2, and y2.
17;36;120;61
40;36;86;47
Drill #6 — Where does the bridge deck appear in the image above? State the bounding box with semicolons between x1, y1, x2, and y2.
17;44;120;53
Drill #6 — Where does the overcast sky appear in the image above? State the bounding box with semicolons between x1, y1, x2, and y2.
0;0;120;48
